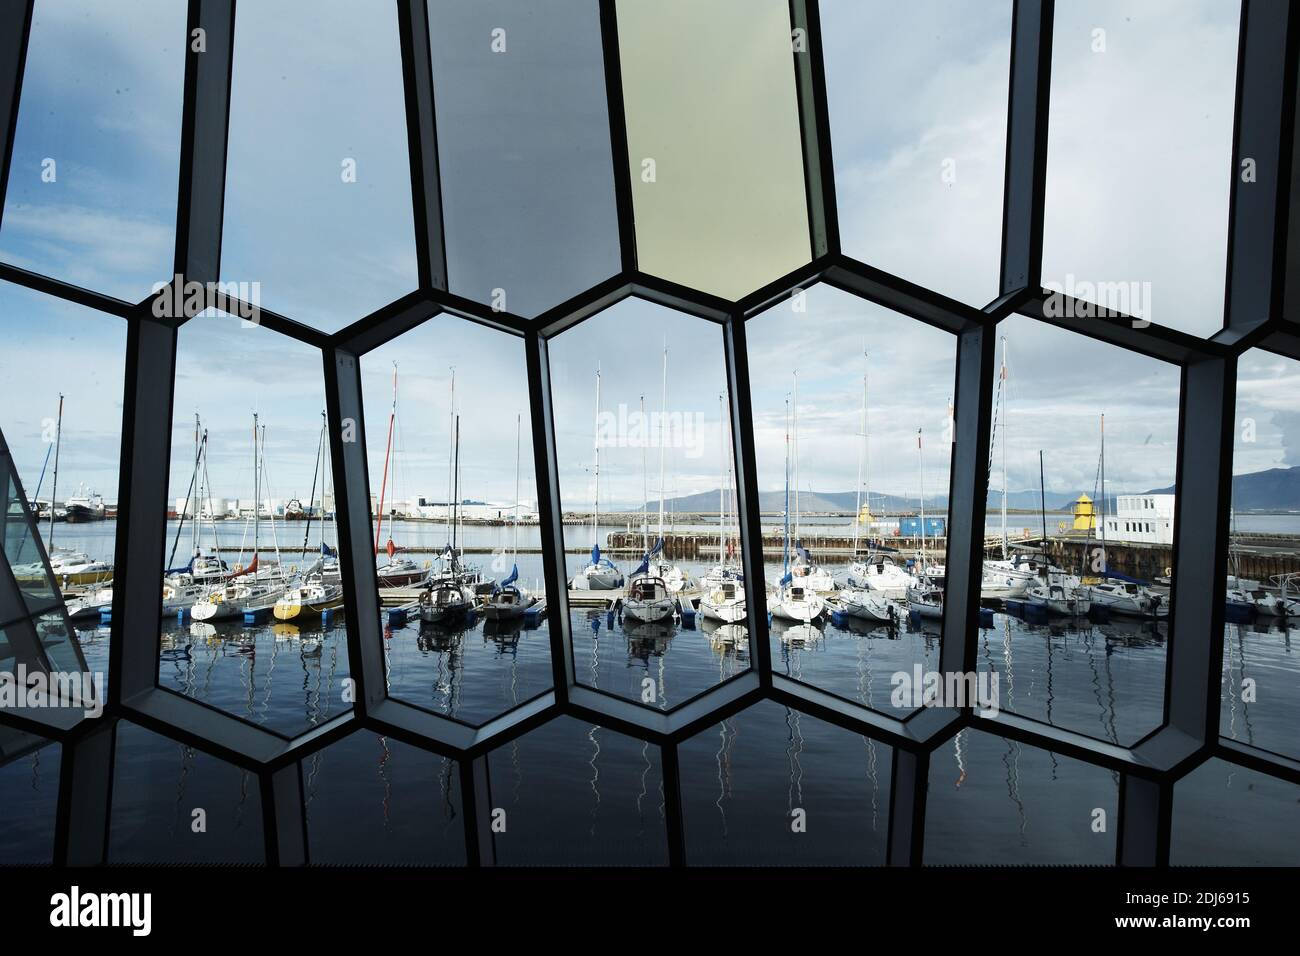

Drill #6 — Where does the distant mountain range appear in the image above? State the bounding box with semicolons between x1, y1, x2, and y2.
632;465;1300;514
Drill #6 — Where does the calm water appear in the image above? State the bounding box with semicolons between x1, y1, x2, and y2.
2;520;1297;864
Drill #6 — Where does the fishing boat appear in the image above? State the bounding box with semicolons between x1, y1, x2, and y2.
571;365;625;591
63;486;106;523
483;416;537;622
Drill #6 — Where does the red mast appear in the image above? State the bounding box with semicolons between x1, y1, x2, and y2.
374;363;397;555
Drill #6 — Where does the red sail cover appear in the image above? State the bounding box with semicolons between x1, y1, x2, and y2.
386;538;396;558
233;555;258;577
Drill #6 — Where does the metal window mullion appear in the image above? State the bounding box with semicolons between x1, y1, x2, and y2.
940;323;996;678
527;330;577;700
999;0;1054;298
1224;0;1298;337
459;754;496;866
260;761;307;866
885;747;929;866
324;347;386;714
724;314;773;683
597;0;638;274
52;718;117;866
397;0;448;292
0;0;32;238
788;0;837;259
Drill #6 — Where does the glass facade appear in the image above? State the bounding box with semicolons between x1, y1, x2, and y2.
0;0;1295;868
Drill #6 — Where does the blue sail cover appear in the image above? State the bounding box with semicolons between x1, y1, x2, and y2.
591;543;601;565
320;541;337;557
631;554;649;577
795;542;811;564
650;536;664;557
501;563;519;588
779;571;792;587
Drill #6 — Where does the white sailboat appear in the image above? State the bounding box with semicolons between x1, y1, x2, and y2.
1084;412;1167;617
982;338;1033;599
572;364;625;591
699;392;746;625
484;414;537;621
645;345;690;593
772;397;826;626
419;414;476;624
906;427;945;620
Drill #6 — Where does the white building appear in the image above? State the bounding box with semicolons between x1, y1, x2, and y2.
1097;494;1175;545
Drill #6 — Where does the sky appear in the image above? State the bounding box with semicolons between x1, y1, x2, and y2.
0;0;1284;517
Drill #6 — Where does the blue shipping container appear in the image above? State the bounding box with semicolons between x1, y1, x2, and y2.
899;516;946;537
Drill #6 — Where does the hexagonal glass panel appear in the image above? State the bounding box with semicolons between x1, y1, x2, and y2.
1171;758;1300;865
361;316;551;725
822;0;1012;305
1042;0;1240;337
429;0;620;317
0;731;59;864
746;284;955;712
0;282;124;676
109;721;264;863
303;731;465;864
924;728;1118;864
485;716;668;865
163;313;351;737
982;314;1179;744
616;0;810;300
0;0;186;301
221;0;417;332
679;700;891;864
1221;348;1300;760
549;298;750;708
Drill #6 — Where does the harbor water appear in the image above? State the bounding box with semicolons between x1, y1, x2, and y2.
2;519;1297;864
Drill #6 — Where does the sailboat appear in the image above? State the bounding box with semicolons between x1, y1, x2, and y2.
905;428;945;619
645;345;690;593
419;414;475;624
1023;450;1091;616
483;414;538;621
784;370;835;595
16;394;114;586
1084;413;1168;618
981;339;1037;599
373;365;431;589
699;392;747;624
193;414;288;621
837;350;901;623
572;365;625;591
772;397;826;626
622;549;677;624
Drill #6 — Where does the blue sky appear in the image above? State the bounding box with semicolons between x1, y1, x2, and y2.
0;0;1287;514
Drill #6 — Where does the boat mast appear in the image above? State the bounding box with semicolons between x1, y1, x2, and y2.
49;393;63;549
592;364;601;548
193;412;200;557
1039;450;1048;546
793;370;800;541
252;411;260;567
446;366;455;547
783;397;791;579
1098;413;1107;573
374;363;397;554
917;427;927;568
512;412;521;557
718;392;725;568
853;349;866;562
452;415;460;559
658;345;667;541
1000;337;1009;559
640;393;648;553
